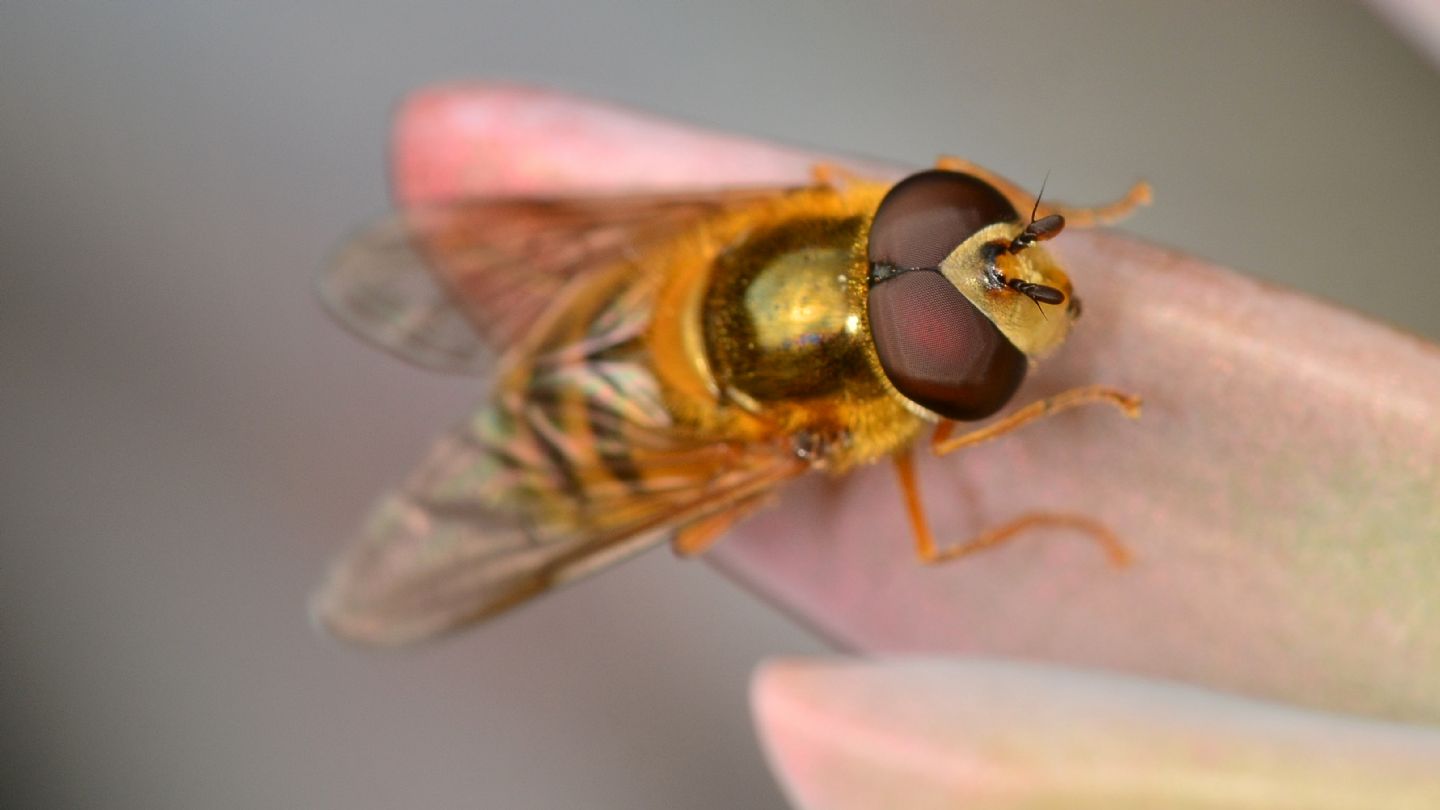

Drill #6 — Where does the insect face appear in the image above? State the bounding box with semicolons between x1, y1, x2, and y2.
866;170;1077;421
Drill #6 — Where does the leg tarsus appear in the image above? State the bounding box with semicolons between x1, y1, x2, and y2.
1056;180;1152;228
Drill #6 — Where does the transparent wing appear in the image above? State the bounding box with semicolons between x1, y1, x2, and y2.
318;188;789;374
319;216;497;374
314;212;806;645
310;417;803;645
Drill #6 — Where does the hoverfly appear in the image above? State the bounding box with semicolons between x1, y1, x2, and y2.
313;156;1149;644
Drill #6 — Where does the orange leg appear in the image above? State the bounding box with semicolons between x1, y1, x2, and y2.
670;488;776;558
933;155;1151;228
932;385;1141;456
893;451;1132;567
672;509;739;557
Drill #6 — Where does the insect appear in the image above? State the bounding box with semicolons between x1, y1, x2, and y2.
313;155;1150;644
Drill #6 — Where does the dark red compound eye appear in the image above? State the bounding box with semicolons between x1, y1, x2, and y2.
867;169;1018;269
867;170;1027;421
868;269;1025;420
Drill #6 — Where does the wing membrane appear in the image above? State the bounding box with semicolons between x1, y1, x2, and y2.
318;188;787;374
311;423;801;645
320;216;496;374
314;192;808;644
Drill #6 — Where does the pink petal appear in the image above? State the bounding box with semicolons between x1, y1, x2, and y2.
393;83;888;204
393;84;1440;721
1368;0;1440;70
754;658;1440;809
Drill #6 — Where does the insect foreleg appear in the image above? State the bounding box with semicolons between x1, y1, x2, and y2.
932;155;1151;229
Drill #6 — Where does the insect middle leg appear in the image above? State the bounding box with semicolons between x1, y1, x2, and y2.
894;384;1142;566
932;385;1141;456
932;155;1151;228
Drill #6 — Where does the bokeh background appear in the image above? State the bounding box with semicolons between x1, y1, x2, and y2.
4;2;1438;808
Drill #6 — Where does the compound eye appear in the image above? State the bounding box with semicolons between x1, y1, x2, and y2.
867;169;1018;269
868;268;1027;421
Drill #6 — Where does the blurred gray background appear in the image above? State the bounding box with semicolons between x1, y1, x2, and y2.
3;2;1437;808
